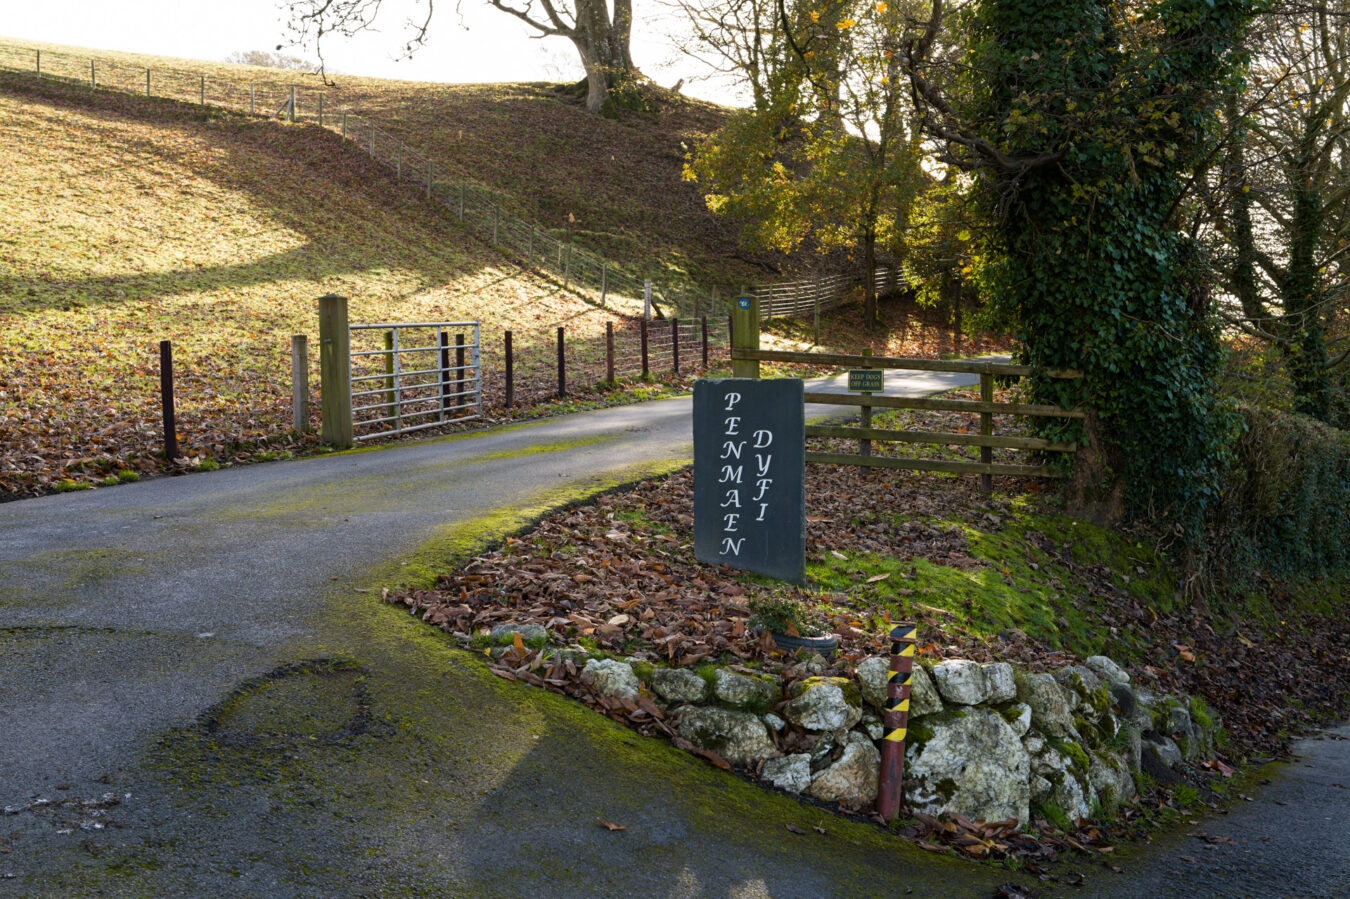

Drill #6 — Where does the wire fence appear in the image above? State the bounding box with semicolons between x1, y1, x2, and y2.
0;39;899;324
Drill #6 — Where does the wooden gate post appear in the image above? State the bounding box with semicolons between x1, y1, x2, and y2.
605;321;615;386
731;288;760;379
980;371;994;494
860;348;874;458
318;294;353;448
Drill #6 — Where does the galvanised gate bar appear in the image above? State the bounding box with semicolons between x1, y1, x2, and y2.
349;321;482;441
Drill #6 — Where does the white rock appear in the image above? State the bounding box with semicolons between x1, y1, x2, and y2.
676;707;776;765
806;733;880;808
982;663;1018;703
650;668;709;704
1003;702;1033;738
580;658;640;700
905;707;1031;825
763;713;787;733
1086;655;1130;685
784;679;862;732
762;754;812;794
931;659;991;705
1015;671;1079;740
714;669;780;709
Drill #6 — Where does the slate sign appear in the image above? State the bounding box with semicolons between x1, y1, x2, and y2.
848;369;884;393
693;378;805;584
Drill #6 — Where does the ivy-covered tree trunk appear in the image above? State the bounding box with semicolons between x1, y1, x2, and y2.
969;0;1255;528
1283;172;1332;420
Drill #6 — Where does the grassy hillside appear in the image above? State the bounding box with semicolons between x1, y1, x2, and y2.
0;37;799;292
0;71;624;497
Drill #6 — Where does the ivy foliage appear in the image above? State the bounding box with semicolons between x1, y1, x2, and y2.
963;0;1261;529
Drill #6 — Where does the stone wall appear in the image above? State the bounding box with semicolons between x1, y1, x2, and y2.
569;644;1224;826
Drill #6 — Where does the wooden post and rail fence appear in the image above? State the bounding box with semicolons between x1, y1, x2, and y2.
729;296;1085;490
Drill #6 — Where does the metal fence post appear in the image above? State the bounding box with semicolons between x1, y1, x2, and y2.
291;335;310;433
90;59;95;88
456;333;466;413
288;86;296;122
493;205;500;244
426;160;433;199
160;340;179;460
341;110;346;138
644;280;652;320
564;246;571;287
146;68;151;97
318;92;324;127
199;74;205;106
439;332;451;421
459;184;465;219
876;624;916;823
672;318;680;374
600;264;607;306
504;330;514;408
250;84;256;116
35;50;40;77
640;317;649;378
318;294;353;448
369;123;375;156
556;327;567;397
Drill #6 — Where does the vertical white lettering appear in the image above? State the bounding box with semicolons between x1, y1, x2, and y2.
723;513;740;531
720;537;744;556
756;503;768;522
753;429;773;449
720;490;741;509
755;455;771;477
721;441;745;460
724;416;741;436
719;465;743;483
723;392;742;412
753;479;772;502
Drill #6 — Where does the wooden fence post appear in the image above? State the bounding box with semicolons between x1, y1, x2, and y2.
980;372;994;494
600;264;608;306
318;92;324;127
199;75;205;106
606;321;615;386
504;330;514;408
860;348;874;458
556;326;567;397
90;60;95;88
459;184;465;219
291;335;310;433
731;288;760;379
35;50;40;77
493;205;500;243
702;315;709;369
160;340;179;460
640;317;650;378
251;84;256;116
318;294;353;448
146;68;151;97
814;292;821;346
340;110;346;138
368;123;375;156
644;280;652;320
288;86;296;122
564;246;571;287
426;160;433;199
672;318;680;375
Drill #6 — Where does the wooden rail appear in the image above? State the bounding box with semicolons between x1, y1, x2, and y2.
727;341;1086;489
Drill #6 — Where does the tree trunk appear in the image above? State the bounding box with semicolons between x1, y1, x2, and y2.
570;0;636;115
862;229;879;327
1284;172;1332;420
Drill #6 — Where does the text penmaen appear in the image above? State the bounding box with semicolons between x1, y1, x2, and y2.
693;378;805;584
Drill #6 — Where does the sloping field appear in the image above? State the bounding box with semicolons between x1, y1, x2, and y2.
0;37;795;292
0;73;627;497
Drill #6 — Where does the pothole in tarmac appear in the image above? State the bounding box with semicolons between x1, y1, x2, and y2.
201;659;387;748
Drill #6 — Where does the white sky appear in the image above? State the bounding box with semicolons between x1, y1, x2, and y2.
1;0;743;105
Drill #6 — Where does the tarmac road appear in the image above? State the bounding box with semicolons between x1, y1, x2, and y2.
0;370;1030;897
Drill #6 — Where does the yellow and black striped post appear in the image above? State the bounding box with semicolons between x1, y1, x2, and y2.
877;623;916;822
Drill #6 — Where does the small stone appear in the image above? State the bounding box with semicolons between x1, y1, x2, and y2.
861;711;884;741
1089;752;1137;804
1015;671;1079;740
784;679;862;732
931;659;991;705
910;666;944;716
763;713;787;733
982;663;1017;703
1002;702;1033;738
676;707;776;766
580;658;640;700
762;754;812;794
1048;771;1094;824
490;623;548;645
1022;733;1046;756
790;655;829;677
714;669;780;710
1144;733;1184;769
1055;666;1107;722
650;668;709;704
1086;655;1130;685
806;733;880;807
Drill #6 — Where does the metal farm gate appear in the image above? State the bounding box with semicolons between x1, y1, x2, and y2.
348;321;481;441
